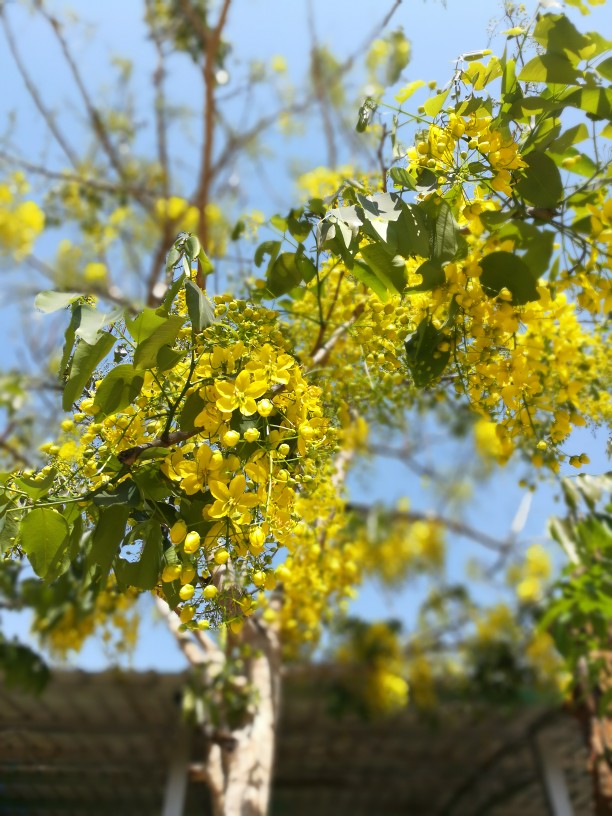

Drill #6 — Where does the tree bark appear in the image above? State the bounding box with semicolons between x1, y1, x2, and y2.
573;656;612;815
205;619;281;816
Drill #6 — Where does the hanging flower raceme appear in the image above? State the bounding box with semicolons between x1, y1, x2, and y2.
3;277;341;635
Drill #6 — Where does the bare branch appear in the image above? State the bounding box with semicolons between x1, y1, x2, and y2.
154;595;224;667
147;2;171;201
0;148;154;200
310;303;365;366
0;9;78;168
338;0;403;76
307;0;337;169
367;441;442;480
181;0;232;280
348;502;512;553
39;10;130;185
0;422;33;468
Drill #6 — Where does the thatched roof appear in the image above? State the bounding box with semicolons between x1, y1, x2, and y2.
0;668;593;815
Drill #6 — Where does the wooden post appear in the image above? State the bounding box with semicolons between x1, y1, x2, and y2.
162;725;191;816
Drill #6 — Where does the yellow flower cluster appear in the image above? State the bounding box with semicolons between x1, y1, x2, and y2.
407;112;526;196
0;175;44;259
45;291;340;632
336;621;409;716
296;165;357;200
507;544;552;604
353;512;445;586
33;582;140;660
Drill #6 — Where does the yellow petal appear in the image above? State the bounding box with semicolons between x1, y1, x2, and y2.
209;480;230;501
229;474;246;498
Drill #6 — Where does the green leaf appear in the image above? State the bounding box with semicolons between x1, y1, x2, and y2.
295;247;317;283
165;246;182;274
407;260;445;292
0;642;49;694
115;523;161;590
518;54;580;84
21;508;70;582
564;87;612;120
0;506;19;552
35;291;82;313
270;214;288;232
414;168;438;193
359;244;406;294
180;390;206;432
126;308;168;343
14;468;57;500
198;248;214;277
185;279;215;332
93;479;141;508
356;97;377;132
522;230;555;278
596;56;612;81
479;211;513;230
480;252;540;305
385;28;410;85
389;167;416;190
87;506;130;578
62;331;116;411
391;203;430;258
429;200;461;263
516;151;563;209
254;240;281;268
548;123;589;154
59;304;81;378
75;305;123;345
93;364;145;417
527;117;562;152
509;96;560;118
184;234;201;262
287;211;312;243
265;252;304;298
132;463;172;502
423;89;449;117
133;315;185;369
156;346;186;371
352;261;389;301
405;318;451;387
160;273;186;314
533;13;591;57
551;149;597;177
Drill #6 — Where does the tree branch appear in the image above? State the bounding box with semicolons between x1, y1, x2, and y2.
181;0;232;279
0;9;78;168
154;595;224;667
40;10;131;186
347;502;512;553
0;149;153;200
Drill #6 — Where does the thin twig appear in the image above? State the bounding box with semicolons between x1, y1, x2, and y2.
40;10;130;186
310;303;365;366
307;0;337;169
188;0;232;276
0;149;153;199
0;9;78;168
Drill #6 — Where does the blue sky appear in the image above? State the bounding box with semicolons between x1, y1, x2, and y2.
2;0;612;670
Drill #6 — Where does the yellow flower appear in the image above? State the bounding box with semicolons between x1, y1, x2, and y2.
246;344;295;385
163;445;224;495
169;520;187;544
183;531;201;554
215;370;268;416
207;474;260;523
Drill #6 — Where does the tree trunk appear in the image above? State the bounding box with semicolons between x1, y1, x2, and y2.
205;620;281;816
574;656;612;815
